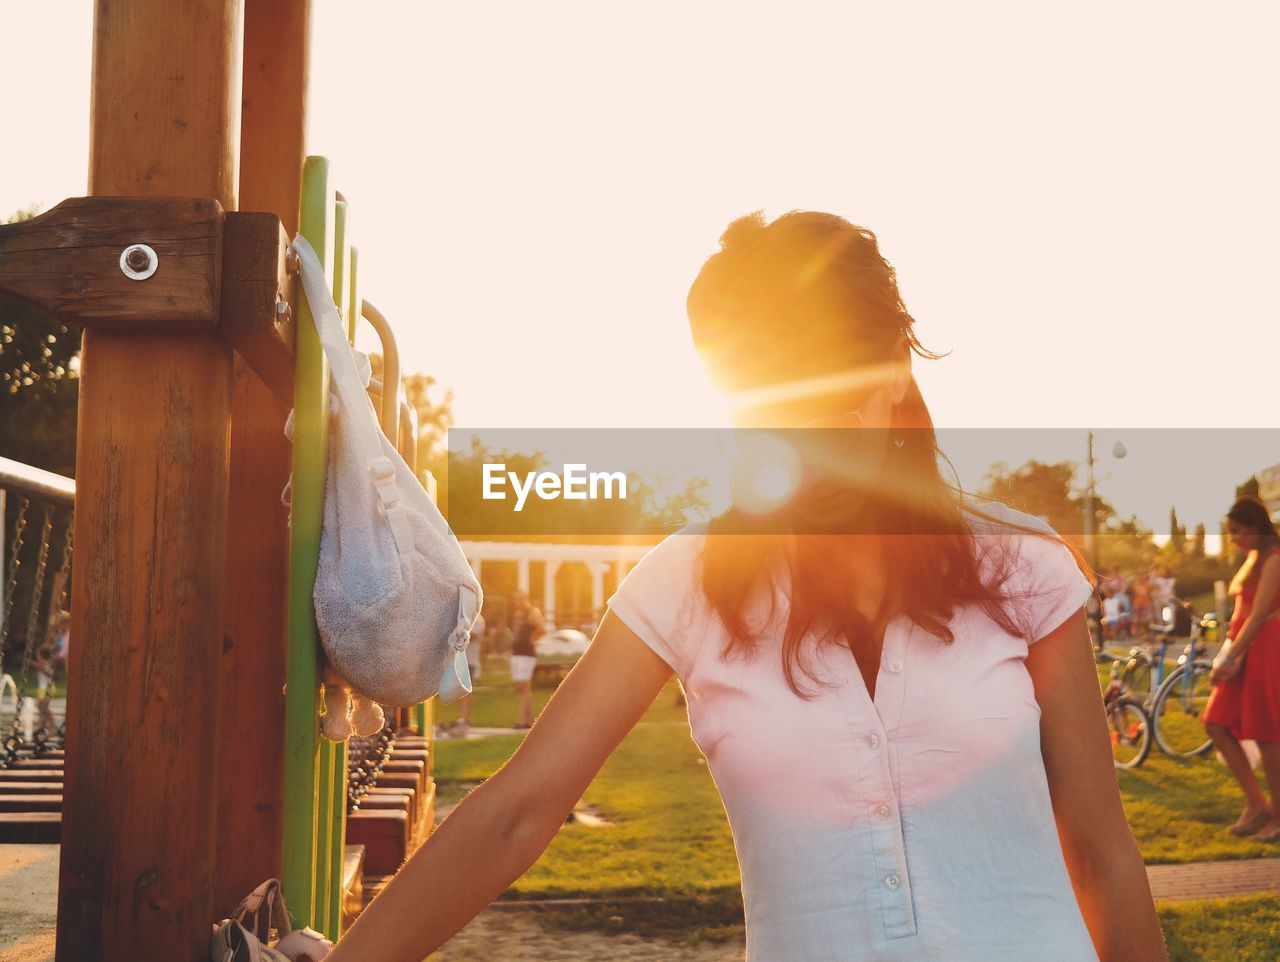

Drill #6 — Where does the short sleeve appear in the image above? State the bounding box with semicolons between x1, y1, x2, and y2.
607;523;709;676
968;502;1095;643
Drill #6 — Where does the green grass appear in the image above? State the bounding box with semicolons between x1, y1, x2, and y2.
434;665;738;900
1158;894;1280;961
1120;753;1277;864
431;658;1280;948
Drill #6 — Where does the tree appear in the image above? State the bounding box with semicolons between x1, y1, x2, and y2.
1168;507;1186;554
0;208;81;476
367;353;454;481
978;459;1117;545
1190;522;1206;559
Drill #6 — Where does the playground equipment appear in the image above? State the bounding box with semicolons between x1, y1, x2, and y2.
0;2;446;957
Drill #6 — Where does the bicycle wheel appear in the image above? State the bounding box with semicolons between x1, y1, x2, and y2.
1123;652;1156;706
1107;696;1152;769
1151;661;1215;757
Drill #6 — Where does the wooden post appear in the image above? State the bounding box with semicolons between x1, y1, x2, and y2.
56;1;242;958
212;0;310;920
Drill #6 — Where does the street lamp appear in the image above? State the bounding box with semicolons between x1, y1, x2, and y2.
1083;431;1126;572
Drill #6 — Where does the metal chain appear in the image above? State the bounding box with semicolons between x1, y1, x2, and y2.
2;505;53;767
33;518;73;755
1;498;33;767
1;496;30;643
18;505;55;694
347;724;396;812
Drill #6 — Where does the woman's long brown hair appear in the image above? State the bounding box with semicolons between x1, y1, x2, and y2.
687;210;1093;698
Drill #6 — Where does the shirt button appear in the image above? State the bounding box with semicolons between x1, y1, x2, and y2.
874;804;891;819
885;874;901;890
866;733;880;749
887;660;903;673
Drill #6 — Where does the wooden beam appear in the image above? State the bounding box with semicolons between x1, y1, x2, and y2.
219;211;295;412
0;196;222;328
56;1;242;959
213;0;309;926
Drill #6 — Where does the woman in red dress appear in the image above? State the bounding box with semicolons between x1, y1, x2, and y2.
1202;496;1280;838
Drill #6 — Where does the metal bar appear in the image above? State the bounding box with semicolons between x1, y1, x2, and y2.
0;458;75;506
360;299;400;440
281;155;334;930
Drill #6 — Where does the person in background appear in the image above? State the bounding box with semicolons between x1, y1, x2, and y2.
508;592;544;729
1150;564;1177;622
445;610;486;733
32;613;69;733
1102;588;1130;640
1102;563;1128;599
1202;497;1280;838
1130;573;1152;641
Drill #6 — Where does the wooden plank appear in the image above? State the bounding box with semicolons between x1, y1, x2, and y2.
341;845;365;928
0;811;61;844
212;0;308;926
345;811;410;876
0;782;63;795
0;772;62;784
0;196;223;328
10;759;63;770
219;212;295;411
55;0;240;958
0;794;62;812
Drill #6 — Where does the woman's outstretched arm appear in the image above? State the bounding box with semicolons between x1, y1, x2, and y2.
1026;606;1168;962
326;610;673;962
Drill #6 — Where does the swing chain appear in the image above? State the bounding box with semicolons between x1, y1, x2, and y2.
19;505;56;697
0;497;32;768
1;505;53;767
1;496;30;638
32;521;73;755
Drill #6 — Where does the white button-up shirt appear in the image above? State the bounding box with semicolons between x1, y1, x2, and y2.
608;502;1098;961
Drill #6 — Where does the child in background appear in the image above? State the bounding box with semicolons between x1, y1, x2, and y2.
1103;588;1131;640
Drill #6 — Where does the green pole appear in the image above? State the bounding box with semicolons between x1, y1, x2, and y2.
282;155;334;929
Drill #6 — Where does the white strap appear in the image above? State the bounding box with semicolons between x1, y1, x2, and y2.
291;234;414;557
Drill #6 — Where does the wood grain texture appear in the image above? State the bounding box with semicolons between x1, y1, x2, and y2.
219;212;295;411
212;0;310;923
57;1;242;959
0;196;222;328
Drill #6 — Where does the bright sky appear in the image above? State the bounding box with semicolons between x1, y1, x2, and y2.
3;0;1278;540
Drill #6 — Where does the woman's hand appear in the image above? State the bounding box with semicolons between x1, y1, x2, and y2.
1210;640;1245;685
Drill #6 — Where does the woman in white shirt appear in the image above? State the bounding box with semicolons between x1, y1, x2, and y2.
328;212;1166;961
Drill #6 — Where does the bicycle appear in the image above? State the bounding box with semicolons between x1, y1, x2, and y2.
1149;605;1217;758
1117;601;1195;707
1099;652;1153;769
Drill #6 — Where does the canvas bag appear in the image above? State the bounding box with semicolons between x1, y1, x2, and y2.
291;234;481;706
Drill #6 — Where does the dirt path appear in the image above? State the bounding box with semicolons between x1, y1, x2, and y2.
427;907;744;961
0;845;57;962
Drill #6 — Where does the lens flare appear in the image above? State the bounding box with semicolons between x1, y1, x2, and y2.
729;432;803;515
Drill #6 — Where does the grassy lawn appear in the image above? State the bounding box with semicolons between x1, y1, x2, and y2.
431;657;1280;953
1160;895;1280;961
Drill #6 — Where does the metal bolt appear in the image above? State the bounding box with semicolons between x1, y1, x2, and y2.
119;243;159;281
275;298;291;322
285;246;300;276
